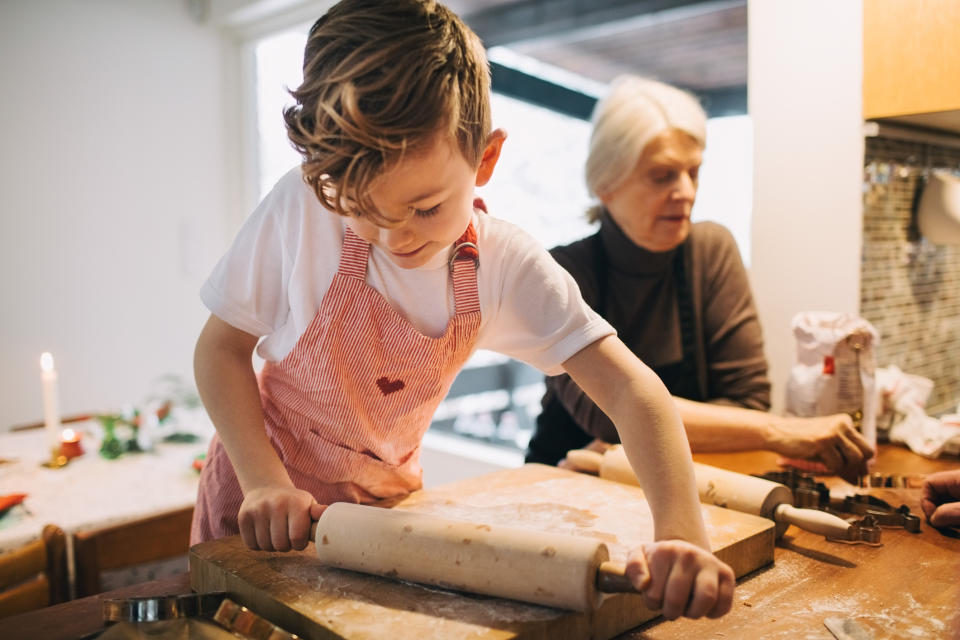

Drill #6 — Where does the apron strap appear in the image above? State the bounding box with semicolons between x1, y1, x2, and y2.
451;219;480;315
449;199;486;315
339;226;371;280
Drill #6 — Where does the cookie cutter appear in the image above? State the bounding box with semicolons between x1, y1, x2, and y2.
858;472;926;489
754;470;882;544
836;494;922;533
103;592;227;623
756;468;922;534
213;598;302;640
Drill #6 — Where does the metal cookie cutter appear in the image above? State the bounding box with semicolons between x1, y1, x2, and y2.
859;472;926;489
754;470;882;544
213;598;302;640
759;468;924;536
755;469;830;509
835;494;922;533
103;592;228;623
826;513;882;546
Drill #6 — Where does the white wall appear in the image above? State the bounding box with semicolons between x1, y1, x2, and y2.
748;0;864;411
0;1;237;428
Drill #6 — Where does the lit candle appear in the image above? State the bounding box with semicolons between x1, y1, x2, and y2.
40;352;61;453
59;428;84;459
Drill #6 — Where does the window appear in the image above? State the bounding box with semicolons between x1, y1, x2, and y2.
253;28;309;198
699;115;754;267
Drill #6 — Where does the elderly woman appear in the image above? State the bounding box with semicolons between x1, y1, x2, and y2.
527;76;873;482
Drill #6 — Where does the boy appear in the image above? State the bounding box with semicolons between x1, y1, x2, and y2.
193;0;734;620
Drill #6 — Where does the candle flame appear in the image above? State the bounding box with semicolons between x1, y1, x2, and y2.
62;428;75;440
40;352;55;372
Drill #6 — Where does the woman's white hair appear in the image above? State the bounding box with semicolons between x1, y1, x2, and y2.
585;76;706;221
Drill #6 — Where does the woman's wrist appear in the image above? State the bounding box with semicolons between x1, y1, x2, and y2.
761;415;790;455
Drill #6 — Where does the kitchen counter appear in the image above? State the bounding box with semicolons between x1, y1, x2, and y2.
3;444;957;639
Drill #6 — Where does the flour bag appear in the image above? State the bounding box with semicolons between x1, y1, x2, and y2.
785;312;880;452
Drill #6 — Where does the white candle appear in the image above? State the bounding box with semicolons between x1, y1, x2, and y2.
40;352;61;452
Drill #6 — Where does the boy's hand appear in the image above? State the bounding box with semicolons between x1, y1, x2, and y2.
238;486;327;551
626;540;735;620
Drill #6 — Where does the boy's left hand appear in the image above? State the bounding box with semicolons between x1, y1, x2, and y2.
626;540;735;620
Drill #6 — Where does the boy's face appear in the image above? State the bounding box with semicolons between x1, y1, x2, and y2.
348;131;505;269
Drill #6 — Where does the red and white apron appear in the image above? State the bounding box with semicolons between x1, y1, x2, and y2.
191;217;482;543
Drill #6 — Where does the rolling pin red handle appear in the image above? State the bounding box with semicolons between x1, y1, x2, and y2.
773;503;852;539
596;561;644;594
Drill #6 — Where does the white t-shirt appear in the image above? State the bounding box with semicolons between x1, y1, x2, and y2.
201;168;614;376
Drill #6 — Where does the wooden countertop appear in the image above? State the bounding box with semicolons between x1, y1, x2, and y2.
3;445;957;640
2;573;193;640
618;446;960;639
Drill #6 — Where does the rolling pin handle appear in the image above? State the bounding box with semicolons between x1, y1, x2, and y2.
596;561;642;594
564;449;604;474
773;503;853;539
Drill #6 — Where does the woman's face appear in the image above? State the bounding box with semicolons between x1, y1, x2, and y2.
599;128;703;252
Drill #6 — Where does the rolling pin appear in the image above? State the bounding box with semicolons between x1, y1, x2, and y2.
312;502;640;611
566;446;852;539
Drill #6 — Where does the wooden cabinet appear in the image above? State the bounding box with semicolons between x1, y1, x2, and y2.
863;0;960;120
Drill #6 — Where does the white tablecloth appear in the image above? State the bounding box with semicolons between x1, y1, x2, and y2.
0;408;213;554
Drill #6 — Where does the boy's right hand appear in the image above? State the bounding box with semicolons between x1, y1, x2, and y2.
627;540;735;620
238;486;327;551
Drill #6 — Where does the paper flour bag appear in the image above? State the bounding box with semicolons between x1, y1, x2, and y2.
785;312;880;452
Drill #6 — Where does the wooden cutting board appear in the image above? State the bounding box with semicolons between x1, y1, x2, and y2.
190;464;774;640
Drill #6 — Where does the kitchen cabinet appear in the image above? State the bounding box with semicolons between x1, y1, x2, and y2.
863;0;960;127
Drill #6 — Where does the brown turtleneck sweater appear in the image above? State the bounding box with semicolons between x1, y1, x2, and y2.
526;212;771;464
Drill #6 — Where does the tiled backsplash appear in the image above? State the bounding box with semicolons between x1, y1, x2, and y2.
861;136;960;415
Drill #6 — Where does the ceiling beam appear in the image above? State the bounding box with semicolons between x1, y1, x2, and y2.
463;0;731;49
491;60;747;120
490;61;598;120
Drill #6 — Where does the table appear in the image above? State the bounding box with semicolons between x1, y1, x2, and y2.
0;408;212;595
3;444;958;640
2;573;193;640
622;446;960;639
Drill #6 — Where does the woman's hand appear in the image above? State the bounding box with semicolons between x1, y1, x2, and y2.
238;486;327;551
769;413;874;482
626;540;735;620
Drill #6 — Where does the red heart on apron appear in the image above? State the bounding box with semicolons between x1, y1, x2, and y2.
376;376;405;395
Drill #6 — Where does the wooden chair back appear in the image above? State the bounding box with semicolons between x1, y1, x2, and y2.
73;506;194;598
0;524;68;619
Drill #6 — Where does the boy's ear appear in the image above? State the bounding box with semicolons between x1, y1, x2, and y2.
475;128;507;187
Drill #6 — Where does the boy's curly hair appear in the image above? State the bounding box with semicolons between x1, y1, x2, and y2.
284;0;491;226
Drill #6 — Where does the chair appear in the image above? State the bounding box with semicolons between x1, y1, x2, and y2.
0;524;68;619
73;506;194;598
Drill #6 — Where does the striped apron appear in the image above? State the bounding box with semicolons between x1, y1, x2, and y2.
191;220;482;543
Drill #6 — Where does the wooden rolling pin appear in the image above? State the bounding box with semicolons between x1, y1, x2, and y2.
566;446;852;539
312;502;640;612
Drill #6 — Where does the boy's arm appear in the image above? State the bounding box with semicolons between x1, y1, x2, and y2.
562;335;735;619
194;314;317;551
562;335;707;547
